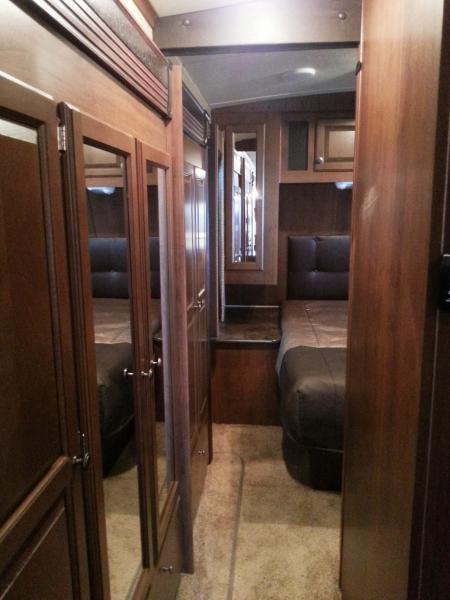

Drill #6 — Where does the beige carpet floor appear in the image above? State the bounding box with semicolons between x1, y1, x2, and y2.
177;424;342;600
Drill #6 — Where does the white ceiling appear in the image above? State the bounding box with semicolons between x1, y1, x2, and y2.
150;0;247;18
179;47;357;108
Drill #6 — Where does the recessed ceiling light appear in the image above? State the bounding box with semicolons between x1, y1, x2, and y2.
294;67;316;76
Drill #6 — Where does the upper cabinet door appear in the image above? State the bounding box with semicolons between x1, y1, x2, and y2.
0;76;89;598
314;119;355;172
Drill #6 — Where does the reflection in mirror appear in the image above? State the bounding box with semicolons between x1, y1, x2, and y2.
232;132;258;263
83;144;142;600
146;162;173;514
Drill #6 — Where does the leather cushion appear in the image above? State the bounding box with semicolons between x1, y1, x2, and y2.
287;235;350;300
89;236;160;299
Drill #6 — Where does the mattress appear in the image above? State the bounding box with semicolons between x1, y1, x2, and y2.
276;300;347;373
92;298;161;475
93;297;162;344
277;300;348;451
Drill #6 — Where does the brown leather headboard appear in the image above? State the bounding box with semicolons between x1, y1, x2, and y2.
287;235;350;300
89;237;160;299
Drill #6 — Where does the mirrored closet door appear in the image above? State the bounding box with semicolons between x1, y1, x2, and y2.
60;109;156;600
137;142;176;549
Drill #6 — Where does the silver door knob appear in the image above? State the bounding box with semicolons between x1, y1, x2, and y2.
150;357;162;367
140;369;153;378
123;368;134;378
160;565;174;574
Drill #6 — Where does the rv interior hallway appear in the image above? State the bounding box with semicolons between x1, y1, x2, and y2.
178;425;341;600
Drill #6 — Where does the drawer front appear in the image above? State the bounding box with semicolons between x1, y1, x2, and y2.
148;497;183;600
191;417;209;517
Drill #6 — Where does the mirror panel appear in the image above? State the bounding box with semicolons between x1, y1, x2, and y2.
231;132;258;263
146;161;174;515
225;124;264;273
83;144;143;600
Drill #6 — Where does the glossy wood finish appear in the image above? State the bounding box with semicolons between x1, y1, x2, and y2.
0;75;89;599
165;65;195;573
184;153;211;518
0;1;167;152
61;110;161;599
136;140;181;558
341;0;448;598
280;114;355;183
314;118;355;172
22;0;171;115
211;343;280;425
226;182;352;305
148;496;183;600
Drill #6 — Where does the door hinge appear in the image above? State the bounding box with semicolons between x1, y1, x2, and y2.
57;124;67;152
72;431;90;469
355;61;363;76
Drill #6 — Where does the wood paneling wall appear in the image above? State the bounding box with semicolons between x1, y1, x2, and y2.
226;182;352;305
215;92;355;305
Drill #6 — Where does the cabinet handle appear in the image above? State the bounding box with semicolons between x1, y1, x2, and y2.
160;565;174;574
315;156;325;165
123;368;134;378
140;369;153;379
197;449;206;455
150;357;162;368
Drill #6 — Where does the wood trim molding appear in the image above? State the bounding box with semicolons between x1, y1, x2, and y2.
183;84;210;147
132;0;157;28
20;0;171;116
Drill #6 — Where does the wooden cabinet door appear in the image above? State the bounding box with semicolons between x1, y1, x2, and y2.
184;164;198;440
314;119;355;171
0;76;89;598
194;168;209;417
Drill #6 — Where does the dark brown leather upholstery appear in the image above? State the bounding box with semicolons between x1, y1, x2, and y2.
287;235;350;300
89;237;160;298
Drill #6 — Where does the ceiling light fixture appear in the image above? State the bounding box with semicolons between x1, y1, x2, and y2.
294;67;316;76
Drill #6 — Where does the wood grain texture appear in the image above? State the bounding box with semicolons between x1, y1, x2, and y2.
165;65;195;573
211;344;280;426
226;182;352;305
0;1;167;152
340;0;448;598
0;75;89;599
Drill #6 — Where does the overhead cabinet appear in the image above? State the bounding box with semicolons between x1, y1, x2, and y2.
281;115;355;183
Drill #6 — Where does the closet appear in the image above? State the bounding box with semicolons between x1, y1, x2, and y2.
183;91;211;516
0;1;197;596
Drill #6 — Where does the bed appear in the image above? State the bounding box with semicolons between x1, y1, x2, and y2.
277;235;349;491
89;237;161;474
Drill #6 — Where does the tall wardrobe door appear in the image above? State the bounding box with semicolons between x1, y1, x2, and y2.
194;168;209;416
61;110;155;600
184;164;197;439
0;77;89;597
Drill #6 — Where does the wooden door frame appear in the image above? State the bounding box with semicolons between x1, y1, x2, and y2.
165;64;195;573
0;74;89;598
59;106;155;599
136;139;182;555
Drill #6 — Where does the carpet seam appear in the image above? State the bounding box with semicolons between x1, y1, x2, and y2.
226;452;245;600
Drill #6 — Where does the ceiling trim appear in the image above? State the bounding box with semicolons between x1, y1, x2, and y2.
162;41;359;56
208;85;356;108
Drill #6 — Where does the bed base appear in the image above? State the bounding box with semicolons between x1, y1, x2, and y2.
282;429;342;491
